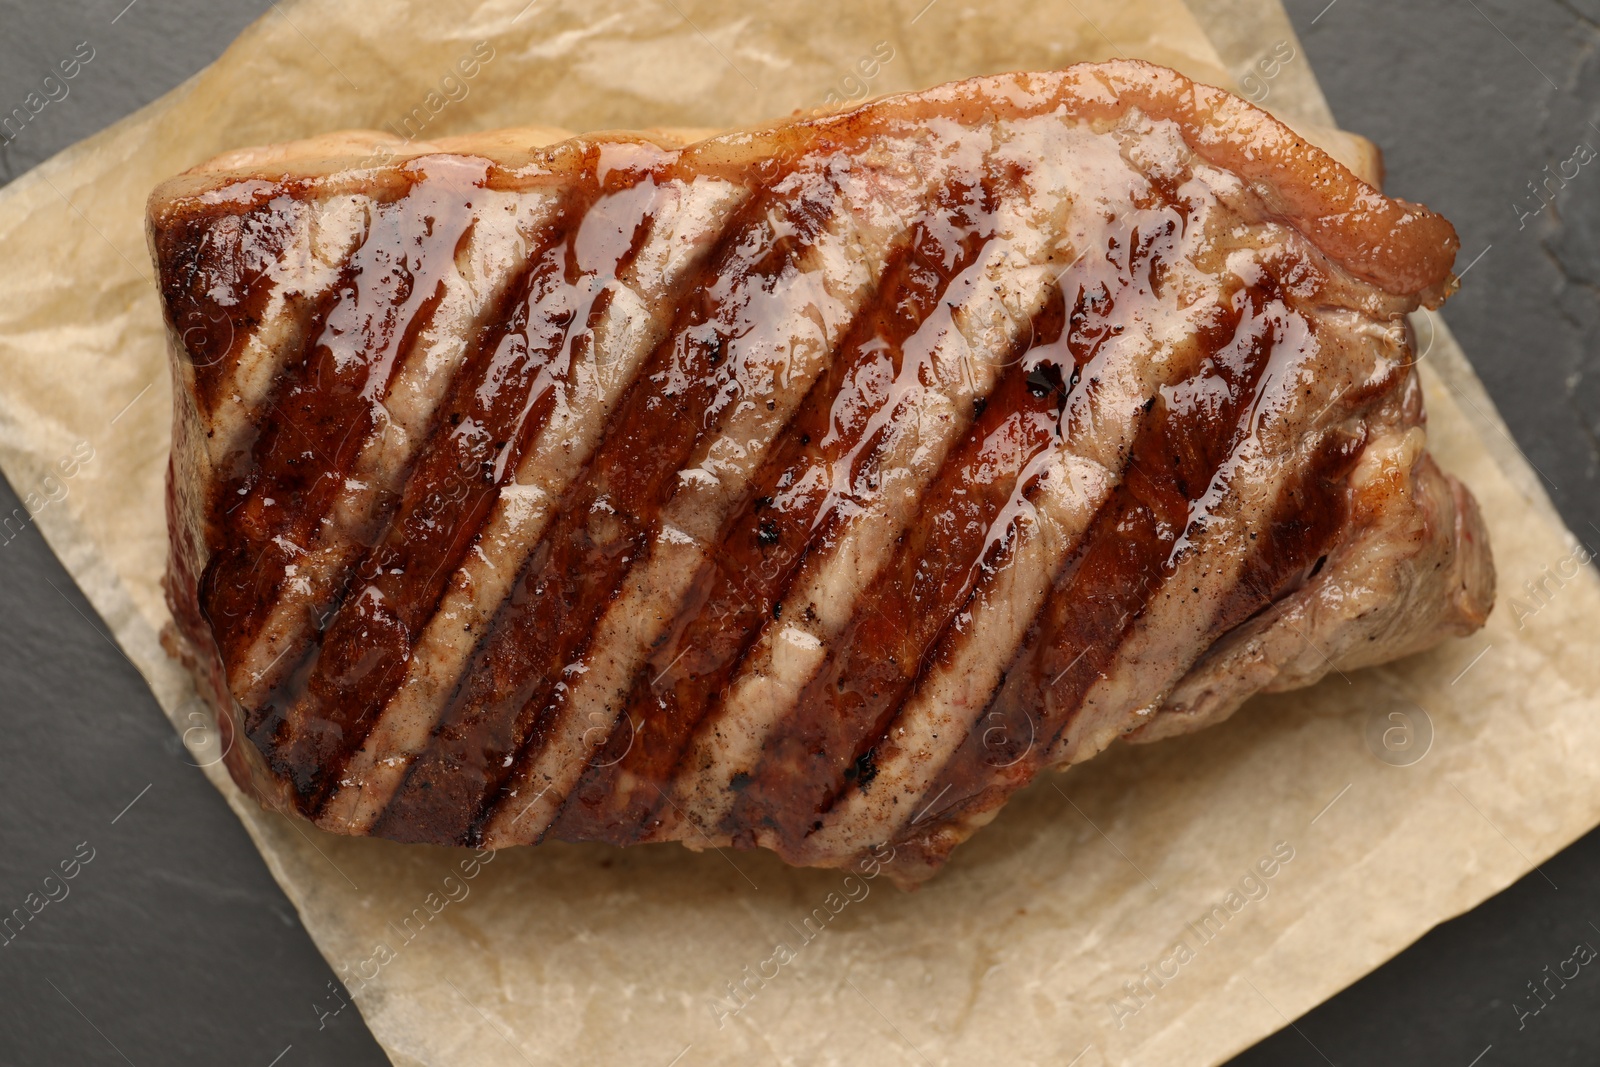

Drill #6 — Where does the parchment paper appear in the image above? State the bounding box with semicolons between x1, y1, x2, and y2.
1;2;1597;1065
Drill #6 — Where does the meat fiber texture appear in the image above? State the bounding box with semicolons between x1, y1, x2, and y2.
0;1;1595;1065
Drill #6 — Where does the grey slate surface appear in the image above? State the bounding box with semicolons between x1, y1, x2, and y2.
0;0;1596;1063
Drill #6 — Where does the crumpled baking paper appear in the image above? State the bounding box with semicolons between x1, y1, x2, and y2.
0;1;1596;1064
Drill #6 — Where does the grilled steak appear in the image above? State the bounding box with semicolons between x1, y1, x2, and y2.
151;61;1493;886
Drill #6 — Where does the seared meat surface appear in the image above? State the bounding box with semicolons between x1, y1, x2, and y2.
151;61;1492;886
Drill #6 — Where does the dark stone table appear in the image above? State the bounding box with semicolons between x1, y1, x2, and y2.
1;1;1595;1062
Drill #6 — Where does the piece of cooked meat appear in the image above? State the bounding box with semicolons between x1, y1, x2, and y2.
150;60;1492;887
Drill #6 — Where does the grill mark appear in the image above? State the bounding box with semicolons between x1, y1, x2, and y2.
370;166;844;845
802;209;1228;856
313;173;750;835
230;192;570;716
154;186;320;415
658;204;1087;837
729;293;1070;853
655;150;1209;851
199;259;362;704
198;197;374;486
904;421;1369;861
894;278;1291;844
1208;426;1366;638
254;192;600;803
475;149;966;847
202;161;491;701
1099;371;1384;745
546;183;998;846
1036;307;1410;769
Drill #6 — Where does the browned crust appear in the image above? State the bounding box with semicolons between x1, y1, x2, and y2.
150;60;1478;883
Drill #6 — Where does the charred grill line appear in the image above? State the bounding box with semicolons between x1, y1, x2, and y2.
799;293;1076;834
471;143;959;848
550;186;997;845
731;288;1073;851
273;192;593;808
318;163;755;836
207;166;495;717
204;252;365;735
372;167;836;844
